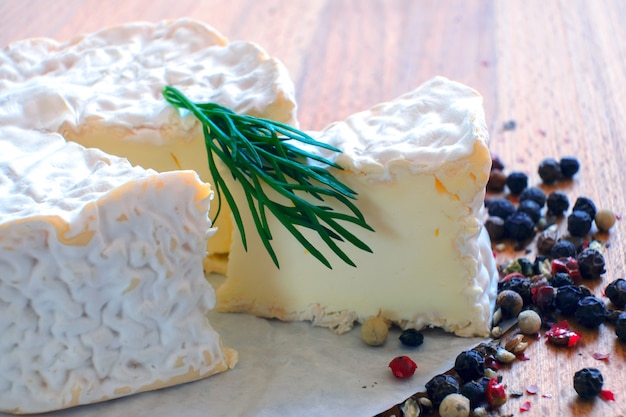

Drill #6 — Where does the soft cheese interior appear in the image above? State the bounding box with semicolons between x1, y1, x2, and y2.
0;18;298;272
0;127;237;414
217;77;498;337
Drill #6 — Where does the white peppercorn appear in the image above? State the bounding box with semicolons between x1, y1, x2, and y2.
438;393;470;417
517;310;542;334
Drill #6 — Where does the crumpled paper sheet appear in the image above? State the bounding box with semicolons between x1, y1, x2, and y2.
2;275;489;417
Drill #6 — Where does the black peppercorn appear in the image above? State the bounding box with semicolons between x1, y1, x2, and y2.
567;210;592;237
615;312;626;342
519;186;547;207
605;278;626;308
504;211;535;241
546;191;570;216
555;285;585;315
572;196;597;219
538;158;562;184
575;296;607;328
398;329;424;347
460;380;486;408
550;240;577;259
573;368;604;399
486;198;516;220
517;199;542;224
506;171;528;195
454;350;485;383
550;272;575;287
576;248;606;279
499;277;532;305
425;374;460;406
560;156;580;179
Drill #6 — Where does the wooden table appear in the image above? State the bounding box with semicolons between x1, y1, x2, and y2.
1;1;625;416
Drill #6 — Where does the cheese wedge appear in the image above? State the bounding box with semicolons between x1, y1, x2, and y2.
0;18;298;273
0;127;236;414
216;77;498;337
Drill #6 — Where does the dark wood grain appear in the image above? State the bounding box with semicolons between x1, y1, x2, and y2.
2;1;626;415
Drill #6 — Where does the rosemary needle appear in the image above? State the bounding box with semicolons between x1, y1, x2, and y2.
163;86;374;269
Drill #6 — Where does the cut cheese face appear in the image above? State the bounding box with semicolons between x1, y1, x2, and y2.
0;127;236;414
0;18;299;272
217;77;498;337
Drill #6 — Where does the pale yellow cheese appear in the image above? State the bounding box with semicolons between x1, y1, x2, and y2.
216;77;498;337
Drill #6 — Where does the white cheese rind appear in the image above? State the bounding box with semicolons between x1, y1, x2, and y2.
216;77;498;337
0;127;237;414
0;18;298;263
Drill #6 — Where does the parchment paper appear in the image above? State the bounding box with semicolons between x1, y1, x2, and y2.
2;275;489;417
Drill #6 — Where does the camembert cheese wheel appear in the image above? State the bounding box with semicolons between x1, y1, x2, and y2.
0;127;237;414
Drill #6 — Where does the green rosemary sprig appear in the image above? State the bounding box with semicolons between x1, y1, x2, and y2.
163;86;374;269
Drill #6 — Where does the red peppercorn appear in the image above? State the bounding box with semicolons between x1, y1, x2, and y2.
486;378;507;408
545;320;581;347
551;257;582;281
388;356;417;378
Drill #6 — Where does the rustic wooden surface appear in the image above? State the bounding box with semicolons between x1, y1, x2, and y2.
2;1;626;416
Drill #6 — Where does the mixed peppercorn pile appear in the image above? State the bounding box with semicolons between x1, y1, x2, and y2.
376;152;623;417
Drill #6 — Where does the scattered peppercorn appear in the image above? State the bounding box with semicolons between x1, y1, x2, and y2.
491;155;505;171
506;171;528;195
425;374;460;407
572;196;597;219
546;320;581;346
595;209;617;232
438;393;470;417
615;312;626;342
486;377;507;408
519;186;546;207
559;156;580;179
497;290;524;317
532;285;555;309
504;211;535;241
360;315;389;346
398;328;424;347
460;380;486;408
550;272;575;287
484;216;505;241
605;278;626;308
499;277;532;305
502;120;517;131
550;240;577;259
538;158;562;184
575;296;607;328
503;257;535;277
486;198;516;220
517;309;542;334
576;248;606;279
517;199;542;224
567;210;593;237
555;285;585;315
573;367;604;399
546;190;570;216
537;230;558;255
388;355;417;378
487;169;507;192
454;350;485;383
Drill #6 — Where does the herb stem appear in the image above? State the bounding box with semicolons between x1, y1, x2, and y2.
163;86;374;268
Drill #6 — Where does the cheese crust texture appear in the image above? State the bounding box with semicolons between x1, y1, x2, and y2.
0;18;299;272
217;77;498;337
0;127;236;414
